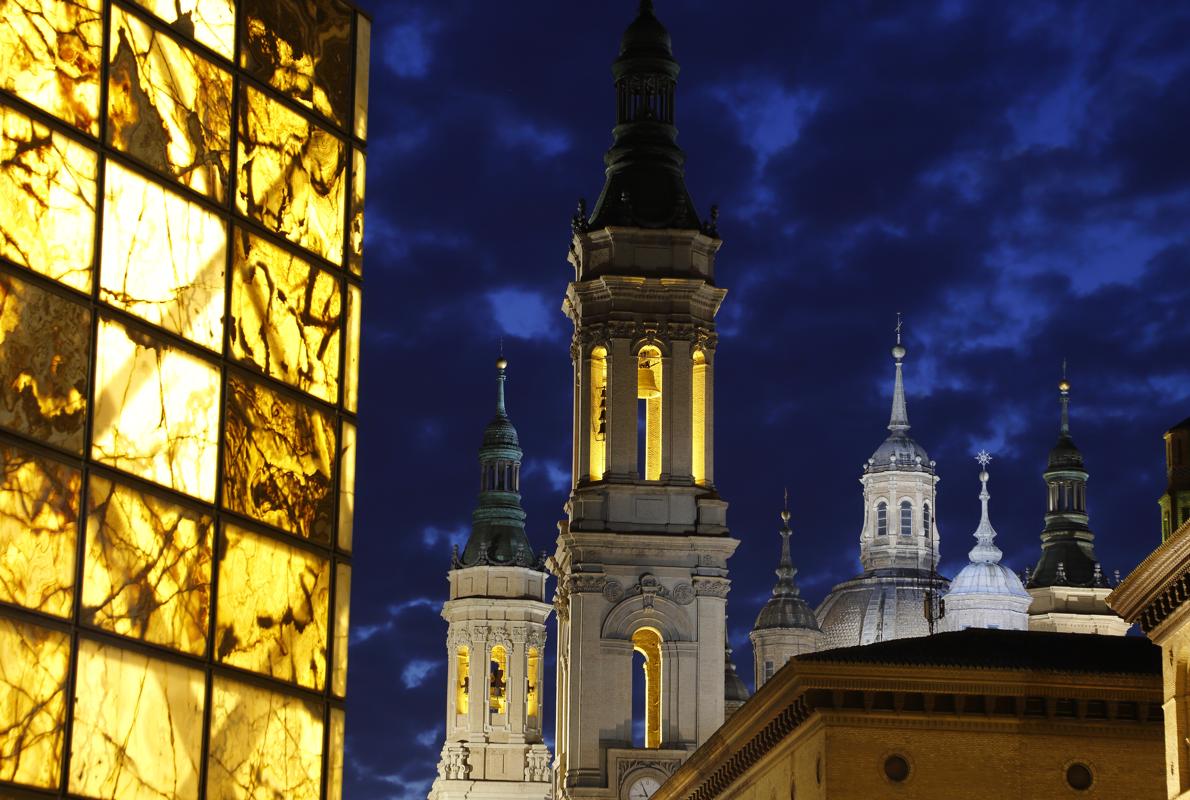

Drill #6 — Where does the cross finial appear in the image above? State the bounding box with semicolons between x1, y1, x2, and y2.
975;450;993;468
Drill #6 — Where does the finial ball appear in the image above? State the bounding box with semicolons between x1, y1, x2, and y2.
1058;379;1070;393
980;470;989;482
496;357;508;371
781;509;791;524
892;343;907;360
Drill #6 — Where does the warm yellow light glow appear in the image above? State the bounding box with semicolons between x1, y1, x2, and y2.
456;645;470;716
349;148;366;275
129;0;235;60
83;475;213;655
216;523;331;690
527;646;541;722
354;16;371;141
0;0;103;134
68;638;204;800
638;346;663;481
91;317;221;502
107;5;232;201
230;228;342;402
237;84;346;264
100;160;227;350
589;346;608;480
632;627;663;748
0;101;97;292
338;420;357;551
0;273;91;453
490;644;509;714
345;283;362;412
327;708;346;800
0;615;69;789
223;375;338;542
692;349;707;485
207;675;325;800
332;562;351;697
0;444;80;617
241;0;353;126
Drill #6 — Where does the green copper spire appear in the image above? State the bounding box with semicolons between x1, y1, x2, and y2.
586;1;701;230
455;358;541;570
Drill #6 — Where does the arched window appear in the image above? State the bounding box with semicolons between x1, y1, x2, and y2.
456;646;470;717
900;501;912;536
637;346;663;481
526;647;540;725
631;627;663;748
692;349;707;484
590;346;608;480
922;503;931;537
876;502;888;536
489;645;508;716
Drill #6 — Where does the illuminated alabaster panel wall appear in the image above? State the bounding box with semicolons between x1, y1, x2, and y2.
0;0;369;797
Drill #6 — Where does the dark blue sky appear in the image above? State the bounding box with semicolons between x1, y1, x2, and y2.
344;2;1190;797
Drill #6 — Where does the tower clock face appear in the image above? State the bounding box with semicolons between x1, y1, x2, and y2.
628;776;661;800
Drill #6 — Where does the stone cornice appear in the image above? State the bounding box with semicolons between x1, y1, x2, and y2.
1109;519;1190;633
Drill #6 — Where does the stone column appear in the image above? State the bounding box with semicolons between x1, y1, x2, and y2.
669;339;693;483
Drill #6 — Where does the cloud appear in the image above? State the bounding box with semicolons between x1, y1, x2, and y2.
497;121;571;159
351;597;438;645
402;659;441;689
486;288;557;340
415;727;441;749
381;18;439;78
710;81;821;170
421;524;469;551
523;458;571;492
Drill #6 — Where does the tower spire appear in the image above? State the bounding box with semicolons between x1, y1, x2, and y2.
496;352;508;416
889;314;910;432
1059;361;1070;436
969;451;1003;564
773;490;800;597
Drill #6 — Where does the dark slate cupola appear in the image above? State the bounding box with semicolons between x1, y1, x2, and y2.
455;358;540;569
586;0;701;231
1027;375;1104;588
753;504;821;633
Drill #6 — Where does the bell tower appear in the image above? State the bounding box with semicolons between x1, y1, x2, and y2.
552;4;738;800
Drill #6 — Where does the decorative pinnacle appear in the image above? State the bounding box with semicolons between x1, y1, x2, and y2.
888;317;910;432
495;355;508;415
969;451;1003;564
1058;361;1071;435
773;491;799;597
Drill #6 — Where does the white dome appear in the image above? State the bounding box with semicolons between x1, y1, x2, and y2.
948;561;1030;599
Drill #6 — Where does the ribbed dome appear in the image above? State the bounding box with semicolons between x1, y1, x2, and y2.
1047;434;1084;470
619;1;672;60
482;413;520;450
754;596;820;631
724;660;749;702
947;561;1030;598
869;431;932;472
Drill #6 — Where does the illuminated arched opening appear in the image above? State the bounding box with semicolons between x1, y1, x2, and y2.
590;346;608;480
489;645;508;715
456;646;470;717
527;646;541;724
692;349;707;484
899;500;912;536
631;627;662;748
637;346;663;481
876;501;888;536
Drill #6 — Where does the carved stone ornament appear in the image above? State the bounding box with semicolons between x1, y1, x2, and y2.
631;573;670;609
671;582;695;605
526;629;547;649
693;577;730;599
446;629;471;647
525;745;553;782
618;756;682;781
603;579;625;603
438;743;471;780
571;574;607;593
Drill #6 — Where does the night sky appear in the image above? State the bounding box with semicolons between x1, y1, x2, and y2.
343;2;1190;797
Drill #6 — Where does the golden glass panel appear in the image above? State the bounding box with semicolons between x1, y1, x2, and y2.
332;562;349;697
327;707;345;800
489;644;508;714
216;523;330;689
100;161;226;350
0;444;79;617
82;475;213;655
455;646;470;716
0;101;97;292
68;638;204;800
344;282;361;412
338;419;356;551
348;148;365;275
0;272;90;453
230;228;341;402
91;318;221;502
241;0;352;126
0;0;102;134
223;375;337;542
207;675;325;800
237;85;347;264
353;15;370;141
129;0;235;60
0;615;69;788
632;626;662;749
108;6;232;201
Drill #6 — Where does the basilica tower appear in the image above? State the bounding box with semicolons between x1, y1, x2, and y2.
552;3;738;799
430;360;552;800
